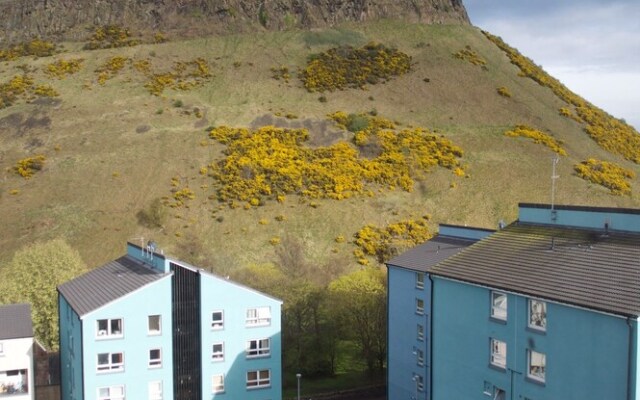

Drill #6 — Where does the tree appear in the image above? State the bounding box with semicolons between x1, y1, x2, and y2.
329;267;387;374
0;239;87;350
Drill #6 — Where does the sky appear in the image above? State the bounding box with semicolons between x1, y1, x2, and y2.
464;0;640;130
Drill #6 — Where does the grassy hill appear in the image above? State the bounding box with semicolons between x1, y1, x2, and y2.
1;20;639;270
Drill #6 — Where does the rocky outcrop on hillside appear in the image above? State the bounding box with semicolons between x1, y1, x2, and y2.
0;0;469;43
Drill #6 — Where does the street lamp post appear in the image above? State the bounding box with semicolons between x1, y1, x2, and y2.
296;373;302;400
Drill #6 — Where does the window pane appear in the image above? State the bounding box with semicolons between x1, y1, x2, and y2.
111;319;122;334
529;300;547;330
529;350;546;381
98;353;109;364
247;371;257;381
97;320;108;332
491;292;507;320
149;315;161;332
112;353;123;364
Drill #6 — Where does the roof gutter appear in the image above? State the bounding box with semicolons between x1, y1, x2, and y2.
627;317;635;400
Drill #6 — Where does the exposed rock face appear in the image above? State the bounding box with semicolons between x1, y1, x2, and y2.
0;0;469;43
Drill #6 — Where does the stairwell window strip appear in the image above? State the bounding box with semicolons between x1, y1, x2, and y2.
246;307;271;327
97;352;124;373
96;318;123;339
528;299;547;331
490;338;506;369
491;291;507;321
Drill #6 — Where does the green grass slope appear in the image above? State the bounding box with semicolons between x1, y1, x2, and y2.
0;20;638;269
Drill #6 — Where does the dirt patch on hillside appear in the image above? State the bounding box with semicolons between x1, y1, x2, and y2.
250;113;349;147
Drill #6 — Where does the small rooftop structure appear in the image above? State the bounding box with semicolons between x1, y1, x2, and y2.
0;303;33;340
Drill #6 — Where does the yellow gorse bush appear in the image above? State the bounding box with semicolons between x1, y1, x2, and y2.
0;75;58;109
497;86;512;98
143;58;212;96
0;39;57;61
354;217;432;264
453;46;487;66
300;42;412;92
95;56;130;85
504;125;567;156
46;58;84;79
84;25;139;50
207;114;465;207
14;155;46;179
485;31;640;164
574;159;635;195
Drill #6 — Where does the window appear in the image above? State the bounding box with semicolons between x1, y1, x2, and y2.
416;298;424;315
529;300;547;331
416;272;425;289
483;381;493;396
413;374;424;392
0;370;28;394
148;381;162;400
0;342;3;355
148;315;161;335
246;369;270;389
490;339;506;369
247;338;271;358
416;349;424;366
212;343;224;361
528;350;546;383
246;307;271;326
149;349;162;368
97;352;124;372
491;291;507;321
96;318;123;338
211;311;224;330
97;385;124;400
494;388;506;400
212;374;224;393
417;324;424;341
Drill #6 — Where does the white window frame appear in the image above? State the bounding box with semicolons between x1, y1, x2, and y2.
490;338;506;369
246;307;271;327
528;299;547;331
491;291;507;321
416;349;424;366
246;369;271;389
211;310;224;330
96;318;123;339
149;349;162;368
148;381;162;400
97;352;124;372
416;272;425;289
97;385;125;400
212;342;224;362
527;350;546;383
416;298;424;315
246;338;271;358
417;324;424;341
212;374;225;393
414;374;424;392
148;315;161;335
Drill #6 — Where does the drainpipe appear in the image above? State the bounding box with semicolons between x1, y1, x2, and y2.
627;317;634;400
427;274;434;400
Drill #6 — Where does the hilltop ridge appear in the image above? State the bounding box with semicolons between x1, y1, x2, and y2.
0;0;469;43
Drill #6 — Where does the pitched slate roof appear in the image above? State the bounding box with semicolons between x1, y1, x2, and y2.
387;234;480;272
58;255;167;317
430;222;640;317
0;303;33;339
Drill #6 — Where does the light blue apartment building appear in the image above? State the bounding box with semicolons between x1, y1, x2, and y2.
58;242;282;400
387;224;494;400
387;203;640;400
